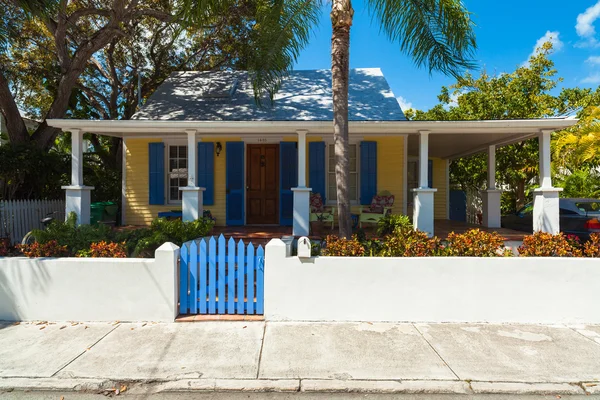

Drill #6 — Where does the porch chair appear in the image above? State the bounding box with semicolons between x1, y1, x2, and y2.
359;191;395;228
309;192;335;229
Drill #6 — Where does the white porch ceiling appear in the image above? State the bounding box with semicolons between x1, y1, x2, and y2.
47;118;577;159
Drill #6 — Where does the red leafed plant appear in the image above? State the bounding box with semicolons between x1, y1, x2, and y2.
379;229;444;257
77;241;127;258
17;240;70;258
0;240;9;257
583;233;600;257
445;229;509;257
322;235;365;257
518;232;583;257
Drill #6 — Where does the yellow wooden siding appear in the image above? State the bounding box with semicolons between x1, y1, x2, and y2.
124;135;450;226
373;136;404;215
432;158;448;219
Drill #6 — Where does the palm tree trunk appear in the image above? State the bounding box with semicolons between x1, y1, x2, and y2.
331;0;353;239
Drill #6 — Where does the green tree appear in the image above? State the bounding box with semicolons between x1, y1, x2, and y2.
554;106;600;170
1;0;294;199
408;42;598;212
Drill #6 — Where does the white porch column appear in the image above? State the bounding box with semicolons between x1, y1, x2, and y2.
482;145;502;228
62;129;94;225
180;129;205;222
292;129;311;236
533;129;562;234
412;130;437;237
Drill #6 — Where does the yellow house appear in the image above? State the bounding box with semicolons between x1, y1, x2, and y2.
48;69;576;237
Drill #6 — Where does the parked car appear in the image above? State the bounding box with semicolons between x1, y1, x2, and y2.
501;198;600;241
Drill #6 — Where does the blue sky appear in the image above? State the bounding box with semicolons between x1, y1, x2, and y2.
294;0;600;112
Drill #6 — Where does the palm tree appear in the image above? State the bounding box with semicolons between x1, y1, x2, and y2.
554;106;600;170
182;0;477;238
330;0;476;237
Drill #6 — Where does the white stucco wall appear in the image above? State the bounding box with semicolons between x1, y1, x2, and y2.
0;243;179;322
265;239;600;324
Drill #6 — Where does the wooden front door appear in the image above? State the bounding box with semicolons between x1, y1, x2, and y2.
246;144;279;224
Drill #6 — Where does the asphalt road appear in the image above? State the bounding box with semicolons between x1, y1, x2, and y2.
2;392;600;400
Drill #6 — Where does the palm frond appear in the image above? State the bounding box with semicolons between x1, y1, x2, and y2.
177;0;321;102
366;0;477;78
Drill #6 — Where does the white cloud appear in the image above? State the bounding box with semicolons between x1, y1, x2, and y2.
576;1;600;47
528;31;563;60
582;73;600;84
586;55;600;65
396;96;413;111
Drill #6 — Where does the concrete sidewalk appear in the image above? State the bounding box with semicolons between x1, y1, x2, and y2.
0;321;599;396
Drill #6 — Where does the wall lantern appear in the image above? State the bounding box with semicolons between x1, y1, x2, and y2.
215;142;222;157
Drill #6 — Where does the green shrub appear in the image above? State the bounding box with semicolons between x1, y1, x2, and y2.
322;235;365;257
518;232;582;257
114;227;151;256
133;217;214;257
376;214;412;237
31;213;113;255
362;238;383;256
445;229;509;257
380;229;444;257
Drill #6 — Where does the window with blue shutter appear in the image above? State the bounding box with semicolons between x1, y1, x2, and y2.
360;141;377;205
279;142;297;226
309;141;326;200
149;142;165;205
197;142;215;205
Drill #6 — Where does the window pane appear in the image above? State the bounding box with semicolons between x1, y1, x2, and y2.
169;146;177;158
329;187;337;201
349;144;356;159
329;144;335;157
349;157;356;172
179;146;187;157
169;159;176;171
170;188;178;201
349;174;357;201
179;159;187;169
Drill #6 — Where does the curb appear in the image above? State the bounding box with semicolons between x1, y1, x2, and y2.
0;378;114;392
0;377;597;395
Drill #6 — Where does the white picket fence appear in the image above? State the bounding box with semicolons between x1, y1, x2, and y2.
0;200;65;245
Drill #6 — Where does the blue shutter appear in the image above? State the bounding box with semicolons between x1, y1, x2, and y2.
149;142;165;205
360;141;377;205
226;142;244;225
309;141;326;201
197;142;215;205
428;159;433;188
279;142;297;226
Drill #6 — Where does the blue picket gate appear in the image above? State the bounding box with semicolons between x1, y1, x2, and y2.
179;235;264;315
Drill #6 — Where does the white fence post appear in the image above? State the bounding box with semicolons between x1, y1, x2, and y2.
264;239;288;320
155;242;181;321
0;200;65;245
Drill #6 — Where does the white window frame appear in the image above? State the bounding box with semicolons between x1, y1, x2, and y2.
325;141;360;206
164;139;189;205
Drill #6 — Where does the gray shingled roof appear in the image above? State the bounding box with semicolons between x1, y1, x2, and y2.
132;68;406;121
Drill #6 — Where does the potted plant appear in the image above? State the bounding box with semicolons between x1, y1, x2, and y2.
310;212;329;236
